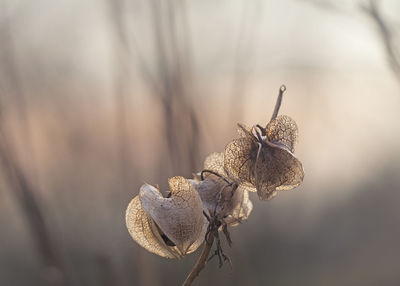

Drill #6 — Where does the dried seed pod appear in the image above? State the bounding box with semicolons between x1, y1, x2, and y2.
224;186;253;226
254;140;304;200
125;176;207;258
193;152;253;225
224;117;304;201
203;152;225;176
266;115;298;153
224;123;259;186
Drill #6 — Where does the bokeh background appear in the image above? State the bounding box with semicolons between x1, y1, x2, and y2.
1;0;400;285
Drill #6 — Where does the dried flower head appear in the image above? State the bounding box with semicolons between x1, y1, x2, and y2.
224;86;304;200
191;152;253;226
125;176;207;258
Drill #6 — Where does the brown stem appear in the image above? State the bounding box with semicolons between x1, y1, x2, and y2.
182;232;215;286
200;169;231;185
271;85;286;121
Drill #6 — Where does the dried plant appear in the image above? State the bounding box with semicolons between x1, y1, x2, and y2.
192;152;253;227
224;86;304;200
125;85;304;285
125;176;206;259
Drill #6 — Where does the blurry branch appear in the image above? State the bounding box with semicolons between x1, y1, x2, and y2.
107;2;149;285
108;0;171;191
0;130;65;286
0;7;67;285
0;101;67;286
107;0;202;178
150;0;201;176
303;0;400;84
107;1;169;286
361;0;400;83
107;0;133;193
231;0;263;122
108;0;160;91
299;0;345;13
0;7;36;167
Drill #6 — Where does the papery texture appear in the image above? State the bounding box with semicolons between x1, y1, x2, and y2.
126;176;206;258
266;115;298;153
194;152;253;225
224;117;304;201
125;196;178;258
254;142;304;200
139;177;204;255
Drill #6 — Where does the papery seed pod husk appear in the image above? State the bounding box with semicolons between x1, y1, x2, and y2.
266;115;298;153
224;120;304;201
224;186;253;226
191;178;253;227
194;152;253;225
203;152;226;176
224;124;257;188
196;152;235;216
191;178;224;215
254;141;304;200
125;176;207;258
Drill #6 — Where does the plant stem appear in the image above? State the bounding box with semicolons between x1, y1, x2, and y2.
271;85;286;121
182;232;215;286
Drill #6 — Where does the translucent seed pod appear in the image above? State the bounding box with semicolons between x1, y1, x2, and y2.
266;115;298;153
224;116;304;201
125;176;207;258
193;152;253;226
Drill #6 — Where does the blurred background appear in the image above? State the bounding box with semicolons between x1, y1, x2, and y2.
1;0;400;285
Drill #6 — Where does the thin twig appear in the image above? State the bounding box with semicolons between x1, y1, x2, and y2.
271;85;286;121
182;232;215;286
200;169;231;185
0;130;67;285
361;0;400;81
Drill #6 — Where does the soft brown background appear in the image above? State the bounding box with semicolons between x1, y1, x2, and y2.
1;0;400;285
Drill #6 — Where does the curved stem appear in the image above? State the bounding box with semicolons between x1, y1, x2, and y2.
182;232;215;286
201;169;231;185
255;124;266;136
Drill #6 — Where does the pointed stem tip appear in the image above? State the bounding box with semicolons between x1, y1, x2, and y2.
271;85;286;121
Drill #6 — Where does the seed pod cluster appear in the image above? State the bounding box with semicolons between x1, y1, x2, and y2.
126;86;304;258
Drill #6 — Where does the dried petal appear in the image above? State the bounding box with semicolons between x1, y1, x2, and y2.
237;182;256;193
254;142;304;200
192;151;254;225
140;177;205;255
192;177;253;225
125;176;206;259
191;177;235;216
186;220;208;253
202;152;238;213
125;196;178;258
190;178;223;214
190;151;253;225
203;152;226;176
224;136;257;186
266;115;298;153
224;186;253;226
